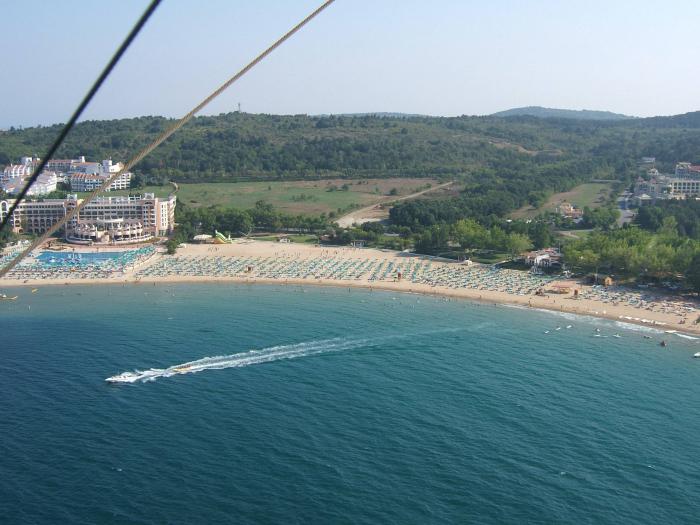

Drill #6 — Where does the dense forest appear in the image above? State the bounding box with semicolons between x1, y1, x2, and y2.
2;111;700;184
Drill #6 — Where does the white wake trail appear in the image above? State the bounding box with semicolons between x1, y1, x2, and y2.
106;326;476;384
107;337;375;384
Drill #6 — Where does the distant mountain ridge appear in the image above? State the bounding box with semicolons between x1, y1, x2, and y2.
492;106;634;121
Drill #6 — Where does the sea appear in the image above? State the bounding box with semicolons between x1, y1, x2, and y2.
2;283;700;524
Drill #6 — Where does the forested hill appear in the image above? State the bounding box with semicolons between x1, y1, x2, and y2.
1;111;699;186
491;106;633;120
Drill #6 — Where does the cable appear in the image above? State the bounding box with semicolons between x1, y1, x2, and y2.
0;0;162;235
0;0;336;278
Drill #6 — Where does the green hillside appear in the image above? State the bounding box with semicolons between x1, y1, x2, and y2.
2;111;700;229
2;112;699;185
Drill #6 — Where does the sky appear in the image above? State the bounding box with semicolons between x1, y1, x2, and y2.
2;0;700;128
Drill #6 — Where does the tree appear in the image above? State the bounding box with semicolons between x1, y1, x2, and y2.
451;219;486;250
583;206;619;230
165;239;179;254
688;253;700;292
130;173;145;189
505;233;532;259
530;221;553;249
578;249;601;274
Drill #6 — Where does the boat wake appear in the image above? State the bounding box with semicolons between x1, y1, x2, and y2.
106;337;382;384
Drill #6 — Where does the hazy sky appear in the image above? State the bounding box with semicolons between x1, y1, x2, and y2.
2;0;699;128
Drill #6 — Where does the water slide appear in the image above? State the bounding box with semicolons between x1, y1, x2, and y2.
213;230;232;244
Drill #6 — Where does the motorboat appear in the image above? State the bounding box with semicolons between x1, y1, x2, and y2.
105;371;140;383
693;352;700;358
0;294;18;301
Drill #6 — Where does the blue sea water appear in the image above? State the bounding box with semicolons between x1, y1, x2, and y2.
2;283;700;524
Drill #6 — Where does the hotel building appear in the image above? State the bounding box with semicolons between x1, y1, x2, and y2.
68;172;131;192
67;159;132;191
0;193;176;244
632;164;700;204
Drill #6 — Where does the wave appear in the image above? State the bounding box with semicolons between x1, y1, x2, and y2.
613;321;664;334
674;333;699;341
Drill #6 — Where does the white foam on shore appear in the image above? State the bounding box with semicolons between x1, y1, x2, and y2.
613;321;665;335
503;298;700;340
504;304;608;326
674;333;699;341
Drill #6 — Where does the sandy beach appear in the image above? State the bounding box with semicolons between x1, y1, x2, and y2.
2;240;699;336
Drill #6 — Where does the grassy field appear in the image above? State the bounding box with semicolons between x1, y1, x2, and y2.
93;178;437;216
510;183;614;220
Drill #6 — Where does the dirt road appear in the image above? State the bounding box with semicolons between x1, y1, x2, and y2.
335;181;454;228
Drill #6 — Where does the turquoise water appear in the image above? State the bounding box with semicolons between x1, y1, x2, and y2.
2;284;700;524
37;251;121;264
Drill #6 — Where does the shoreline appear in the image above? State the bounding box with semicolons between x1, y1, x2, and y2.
2;241;699;337
4;273;699;338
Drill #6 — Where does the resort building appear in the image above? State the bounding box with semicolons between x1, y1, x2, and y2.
556;202;583;220
68;172;131;192
0;198;68;235
1;156;40;185
523;248;562;269
45;156;86;173
2;155;133;193
1;172;58;196
67;159;131;191
632;162;700;204
0;193;176;244
0;156;60;196
674;162;700;178
667;178;700;196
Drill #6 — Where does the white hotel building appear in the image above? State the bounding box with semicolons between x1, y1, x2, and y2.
67;159;132;191
2;156;130;195
0;193;176;245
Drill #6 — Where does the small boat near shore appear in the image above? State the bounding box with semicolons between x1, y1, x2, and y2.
0;294;18;301
693;352;700;358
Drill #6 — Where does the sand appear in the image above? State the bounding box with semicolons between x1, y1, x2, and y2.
3;240;699;336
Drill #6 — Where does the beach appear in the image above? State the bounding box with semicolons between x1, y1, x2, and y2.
2;240;699;335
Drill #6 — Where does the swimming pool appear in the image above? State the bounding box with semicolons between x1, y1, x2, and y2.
37;251;122;266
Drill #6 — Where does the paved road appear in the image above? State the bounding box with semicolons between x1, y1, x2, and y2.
617;196;635;226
